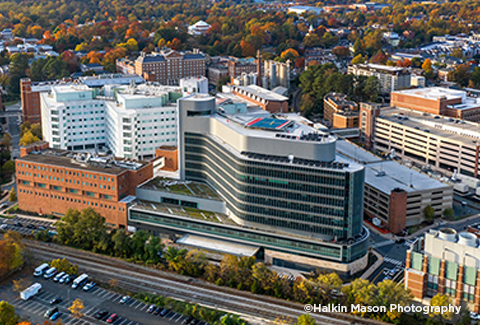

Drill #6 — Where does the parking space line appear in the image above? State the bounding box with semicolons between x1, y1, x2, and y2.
118;319;129;325
94;288;106;296
125;321;135;325
175;315;184;323
169;313;177;320
131;301;141;308
139;304;148;311
84;306;96;315
102;291;114;299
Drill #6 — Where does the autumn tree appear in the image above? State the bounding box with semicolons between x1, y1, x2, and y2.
1;133;12;149
12;278;29;293
0;301;18;325
430;294;454;321
69;298;84;318
296;314;315;325
50;258;79;276
19;131;40;147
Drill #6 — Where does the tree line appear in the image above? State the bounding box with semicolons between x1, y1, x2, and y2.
299;63;381;117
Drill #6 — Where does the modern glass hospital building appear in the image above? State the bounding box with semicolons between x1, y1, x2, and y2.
128;95;369;274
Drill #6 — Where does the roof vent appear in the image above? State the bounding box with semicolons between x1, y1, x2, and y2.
438;228;457;242
458;232;478;247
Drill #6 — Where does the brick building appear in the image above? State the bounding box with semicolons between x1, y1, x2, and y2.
323;93;359;129
155;146;178;171
405;228;480;313
391;87;480;122
337;140;452;233
131;48;206;85
20;78;53;124
16;141;154;227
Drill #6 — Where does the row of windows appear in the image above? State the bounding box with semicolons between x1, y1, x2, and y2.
17;165;115;181
18;189;123;210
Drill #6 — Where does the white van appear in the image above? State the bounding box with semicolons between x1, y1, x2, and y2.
43;267;57;279
34;263;49;277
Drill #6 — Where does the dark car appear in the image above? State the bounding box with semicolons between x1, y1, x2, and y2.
94;310;109;320
159;309;170;317
153;307;163;315
49;297;62;305
191;319;201;325
183;316;193;324
13;222;23;227
147;305;156;313
26;224;37;229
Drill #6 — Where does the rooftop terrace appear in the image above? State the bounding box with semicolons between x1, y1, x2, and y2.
140;177;221;201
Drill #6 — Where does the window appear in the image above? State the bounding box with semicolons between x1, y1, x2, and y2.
86;191;95;197
53;186;62;191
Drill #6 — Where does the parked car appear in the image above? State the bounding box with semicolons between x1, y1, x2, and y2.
120;295;130;304
59;274;70;284
49;297;62;305
44;307;58;318
153;307;163;315
183;316;193;324
94;310;108;320
147;305;156;313
50;312;61;321
13;222;23;227
26;224;37;229
159;309;170;317
53;272;66;282
83;282;96;292
62;275;72;284
106;314;118;323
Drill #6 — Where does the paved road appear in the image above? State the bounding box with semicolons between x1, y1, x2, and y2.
1;267;198;325
5;102;21;159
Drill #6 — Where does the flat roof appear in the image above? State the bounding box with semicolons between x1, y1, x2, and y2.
336;139;382;164
245;117;293;130
18;148;149;175
177;234;260;257
336;139;450;194
233;85;289;102
392;87;466;100
379;107;480;143
140;177;221;201
363;160;450;194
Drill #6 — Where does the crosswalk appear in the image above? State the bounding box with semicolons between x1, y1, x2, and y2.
371;240;394;249
383;256;403;267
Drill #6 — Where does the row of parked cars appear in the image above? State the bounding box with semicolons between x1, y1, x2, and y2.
146;304;202;325
33;262;96;322
34;263;96;291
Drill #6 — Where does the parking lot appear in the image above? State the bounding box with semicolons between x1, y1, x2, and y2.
1;267;206;325
0;215;56;235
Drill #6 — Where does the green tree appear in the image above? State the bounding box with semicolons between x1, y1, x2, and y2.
0;301;18;325
8;188;16;202
364;76;381;102
216;76;230;92
131;230;149;260
443;207;454;220
144;236;163;263
55;208;107;250
373;280;413;322
296;314;315;325
164;246;188;273
112;229;132;258
423;205;435;222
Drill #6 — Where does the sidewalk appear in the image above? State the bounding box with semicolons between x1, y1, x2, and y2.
360;249;383;280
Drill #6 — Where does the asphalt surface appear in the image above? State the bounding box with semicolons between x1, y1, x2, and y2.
5;102;21;159
0;215;56;236
1;266;201;325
